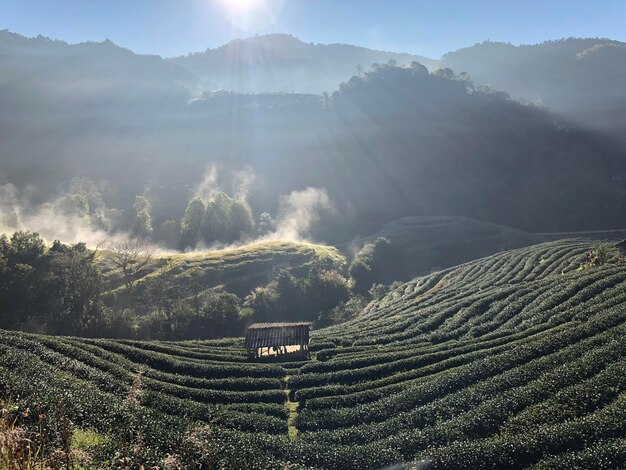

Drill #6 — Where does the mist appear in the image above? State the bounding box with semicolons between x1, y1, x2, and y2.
267;187;334;242
232;165;257;201
0;182;134;248
0;168;336;254
194;164;220;202
186;165;336;250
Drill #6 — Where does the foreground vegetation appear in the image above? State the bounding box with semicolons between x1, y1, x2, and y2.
2;240;626;468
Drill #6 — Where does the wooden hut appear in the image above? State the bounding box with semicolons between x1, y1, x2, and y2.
245;322;311;358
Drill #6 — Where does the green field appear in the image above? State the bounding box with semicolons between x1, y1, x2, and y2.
2;240;626;469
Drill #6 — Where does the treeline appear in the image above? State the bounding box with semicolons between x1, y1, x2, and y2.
0;231;104;335
179;192;255;248
244;267;352;326
42;177;259;249
112;190;258;249
128;191;258;249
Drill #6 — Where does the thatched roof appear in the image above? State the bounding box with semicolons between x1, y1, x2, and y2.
245;322;311;349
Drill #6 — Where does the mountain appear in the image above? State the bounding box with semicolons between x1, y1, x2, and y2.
0;29;192;114
322;64;626;234
168;33;437;94
442;38;626;136
0;29;194;198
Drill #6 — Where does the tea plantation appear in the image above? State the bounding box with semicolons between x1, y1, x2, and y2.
2;240;626;469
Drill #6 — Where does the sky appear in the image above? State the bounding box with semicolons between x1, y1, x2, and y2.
1;0;626;58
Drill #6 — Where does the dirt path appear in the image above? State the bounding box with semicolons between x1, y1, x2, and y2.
283;374;299;440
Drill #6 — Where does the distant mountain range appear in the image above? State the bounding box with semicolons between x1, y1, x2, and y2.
441;38;626;135
172;34;626;136
3;29;626;128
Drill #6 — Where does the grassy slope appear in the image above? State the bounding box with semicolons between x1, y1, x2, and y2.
100;240;347;301
2;239;626;469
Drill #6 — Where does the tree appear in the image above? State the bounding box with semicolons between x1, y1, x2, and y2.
307;268;350;314
410;61;428;75
201;198;219;244
6;230;46;265
189;289;249;338
56;177;112;230
230;199;255;241
47;241;104;334
183;192;255;247
180;198;206;248
246;267;349;323
57;193;90;218
0;232;49;328
154;219;180;248
349;237;404;295
0;232;106;335
131;195;153;239
349;257;374;295
322;91;331;108
318;294;367;327
203;192;233;243
244;287;277;322
106;238;154;293
67;177;105;214
275;269;304;311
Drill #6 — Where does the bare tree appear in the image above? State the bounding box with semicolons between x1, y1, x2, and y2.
106;238;154;293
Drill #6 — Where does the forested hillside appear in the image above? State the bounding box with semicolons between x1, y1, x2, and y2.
2;31;626;245
343;216;543;279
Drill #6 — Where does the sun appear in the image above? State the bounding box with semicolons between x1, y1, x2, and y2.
219;0;262;13
215;0;283;31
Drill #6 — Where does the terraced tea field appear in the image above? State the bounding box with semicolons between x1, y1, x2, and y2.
2;240;626;469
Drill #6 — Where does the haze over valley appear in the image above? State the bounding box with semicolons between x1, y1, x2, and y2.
2;29;626;249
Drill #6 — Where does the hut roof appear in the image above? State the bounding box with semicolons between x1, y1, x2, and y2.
247;322;312;329
245;322;311;349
